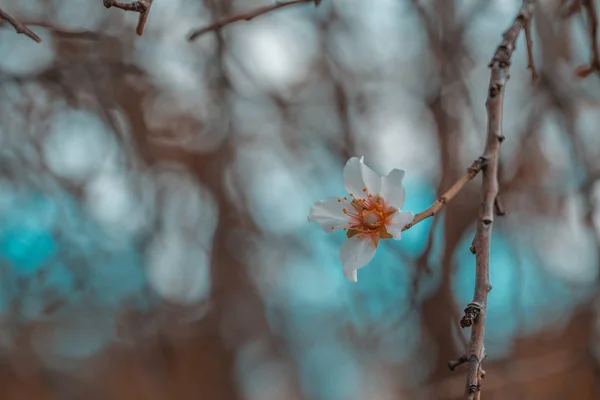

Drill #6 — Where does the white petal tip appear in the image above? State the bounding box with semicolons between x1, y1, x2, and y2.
344;269;358;282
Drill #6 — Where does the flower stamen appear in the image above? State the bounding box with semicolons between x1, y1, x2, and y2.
340;195;397;241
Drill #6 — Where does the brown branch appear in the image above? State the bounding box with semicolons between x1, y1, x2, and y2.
448;354;469;371
462;1;535;398
402;158;485;232
494;194;505;216
585;0;599;65
0;8;41;43
562;0;582;17
524;18;538;82
103;0;153;36
575;0;600;77
187;0;314;41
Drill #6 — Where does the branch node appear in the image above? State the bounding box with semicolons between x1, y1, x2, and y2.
468;383;480;394
0;8;42;42
102;0;152;35
460;302;482;328
468;157;487;175
448;354;469;371
489;83;503;98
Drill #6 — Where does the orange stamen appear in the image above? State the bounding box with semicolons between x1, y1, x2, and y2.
340;195;397;242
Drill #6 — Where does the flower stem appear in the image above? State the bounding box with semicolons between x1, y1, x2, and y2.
402;157;486;232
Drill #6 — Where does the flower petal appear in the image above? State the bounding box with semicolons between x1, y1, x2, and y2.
386;211;414;240
380;168;406;209
343;157;382;198
308;196;350;232
339;235;378;282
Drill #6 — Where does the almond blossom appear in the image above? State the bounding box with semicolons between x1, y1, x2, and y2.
308;157;414;282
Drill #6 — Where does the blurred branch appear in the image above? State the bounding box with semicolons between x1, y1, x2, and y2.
449;354;469;371
415;348;588;399
0;8;41;43
494;195;505;216
575;0;600;77
524;19;538;82
562;0;582;17
402;158;485;232
187;0;317;41
103;0;153;36
462;1;535;398
1;19;101;40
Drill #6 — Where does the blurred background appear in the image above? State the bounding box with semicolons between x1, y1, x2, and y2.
0;0;599;399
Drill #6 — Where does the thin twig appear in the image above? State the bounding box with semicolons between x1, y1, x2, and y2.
523;18;538;82
0;8;41;43
494;195;505;216
187;0;314;41
448;354;469;371
103;0;153;36
135;0;152;35
462;1;535;398
402;158;486;232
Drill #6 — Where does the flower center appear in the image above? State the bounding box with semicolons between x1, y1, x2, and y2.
340;189;397;242
362;209;382;229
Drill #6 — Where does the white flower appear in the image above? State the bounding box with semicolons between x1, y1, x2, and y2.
308;157;414;282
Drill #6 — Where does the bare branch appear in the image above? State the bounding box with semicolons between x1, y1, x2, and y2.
187;0;314;41
448;354;469;371
402;158;486;232
524;18;538;82
0;8;41;43
462;1;535;398
494;194;505;216
103;0;153;36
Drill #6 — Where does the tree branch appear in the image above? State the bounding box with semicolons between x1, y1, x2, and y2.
462;1;535;398
448;354;469;371
524;18;537;82
562;0;582;17
187;0;316;41
103;0;153;36
585;0;600;64
402;158;485;232
0;8;41;43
